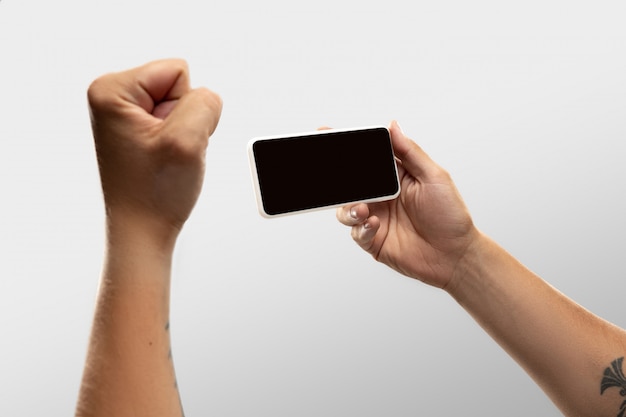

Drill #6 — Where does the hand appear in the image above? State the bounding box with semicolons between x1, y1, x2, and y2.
87;58;222;244
336;121;479;289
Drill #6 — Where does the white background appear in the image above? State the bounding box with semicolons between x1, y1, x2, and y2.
1;0;626;415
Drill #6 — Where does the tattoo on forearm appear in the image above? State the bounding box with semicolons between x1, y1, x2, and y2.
166;321;186;417
601;357;626;417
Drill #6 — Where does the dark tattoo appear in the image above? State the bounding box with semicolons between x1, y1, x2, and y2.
166;322;173;361
165;321;185;417
601;357;626;417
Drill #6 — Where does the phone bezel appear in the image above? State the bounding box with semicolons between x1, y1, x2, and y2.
247;125;401;218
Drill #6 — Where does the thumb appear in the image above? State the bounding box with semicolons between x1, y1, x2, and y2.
160;87;223;152
389;120;442;181
130;58;191;113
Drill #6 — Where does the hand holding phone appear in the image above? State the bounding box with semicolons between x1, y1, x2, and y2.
248;126;401;217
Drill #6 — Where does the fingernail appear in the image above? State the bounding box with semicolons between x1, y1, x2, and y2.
359;221;372;240
350;208;358;219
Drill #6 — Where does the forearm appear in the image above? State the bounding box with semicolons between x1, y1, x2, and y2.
447;232;626;417
76;217;183;417
78;58;221;417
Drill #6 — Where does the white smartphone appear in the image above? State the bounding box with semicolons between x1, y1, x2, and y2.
247;125;401;218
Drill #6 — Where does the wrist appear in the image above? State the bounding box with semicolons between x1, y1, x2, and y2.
443;230;493;299
104;205;180;259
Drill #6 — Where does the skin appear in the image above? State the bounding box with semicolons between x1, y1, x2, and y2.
75;57;626;416
75;58;222;417
337;121;626;417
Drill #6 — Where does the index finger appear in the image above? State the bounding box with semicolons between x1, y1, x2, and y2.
88;58;192;116
336;203;370;226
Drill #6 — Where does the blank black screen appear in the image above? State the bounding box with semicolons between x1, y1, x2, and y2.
252;127;399;215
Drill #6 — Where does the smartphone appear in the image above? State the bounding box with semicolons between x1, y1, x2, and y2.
248;126;400;217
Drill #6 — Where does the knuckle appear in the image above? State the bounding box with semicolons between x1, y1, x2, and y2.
439;167;453;182
335;207;344;222
86;75;118;112
350;226;360;242
196;87;223;113
169;57;189;71
434;165;450;177
155;132;203;163
429;164;452;182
